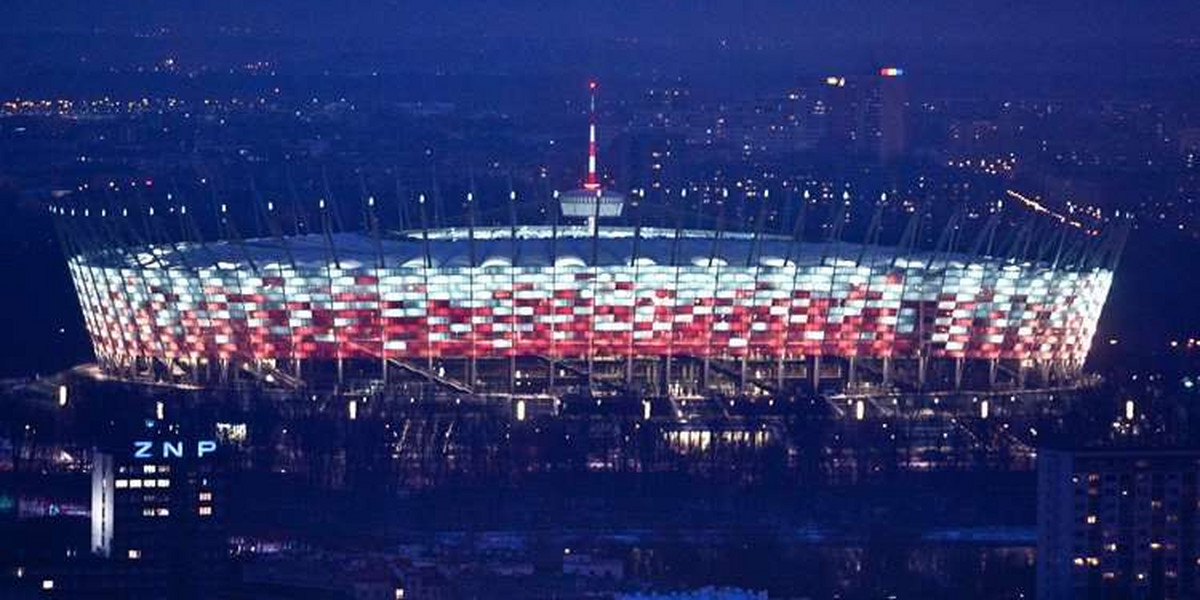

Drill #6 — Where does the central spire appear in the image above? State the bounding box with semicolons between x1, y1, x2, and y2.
584;80;600;190
559;80;625;224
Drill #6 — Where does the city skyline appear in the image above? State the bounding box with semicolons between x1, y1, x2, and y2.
1;4;1199;599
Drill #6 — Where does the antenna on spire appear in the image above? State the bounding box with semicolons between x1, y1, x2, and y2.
584;80;600;190
560;80;625;223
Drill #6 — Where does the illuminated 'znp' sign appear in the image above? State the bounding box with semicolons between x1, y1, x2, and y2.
133;440;218;459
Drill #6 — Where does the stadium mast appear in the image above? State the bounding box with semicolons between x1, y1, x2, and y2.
584;80;600;191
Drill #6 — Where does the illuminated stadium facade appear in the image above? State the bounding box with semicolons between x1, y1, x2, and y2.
51;176;1127;406
61;224;1114;395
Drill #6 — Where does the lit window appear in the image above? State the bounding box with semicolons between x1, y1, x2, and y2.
1073;557;1085;566
128;549;141;560
142;508;155;517
198;506;212;516
156;508;170;517
1086;515;1097;524
143;465;156;474
143;479;157;488
157;479;170;488
115;479;128;489
129;479;143;489
395;588;405;599
42;580;54;590
199;492;212;502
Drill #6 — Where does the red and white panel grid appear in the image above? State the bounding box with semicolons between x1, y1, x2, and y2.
69;256;1112;367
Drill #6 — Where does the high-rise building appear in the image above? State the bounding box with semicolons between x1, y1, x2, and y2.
87;427;230;598
876;67;908;162
1038;447;1200;600
5;424;231;598
816;67;907;163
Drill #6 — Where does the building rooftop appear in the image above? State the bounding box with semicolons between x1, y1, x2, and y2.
71;227;1084;273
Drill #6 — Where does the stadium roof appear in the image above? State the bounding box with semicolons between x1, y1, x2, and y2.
78;226;1073;272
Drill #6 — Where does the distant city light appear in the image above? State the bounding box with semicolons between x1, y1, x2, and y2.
879;67;904;77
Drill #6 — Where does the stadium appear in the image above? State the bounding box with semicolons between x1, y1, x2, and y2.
59;221;1116;398
42;85;1129;483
